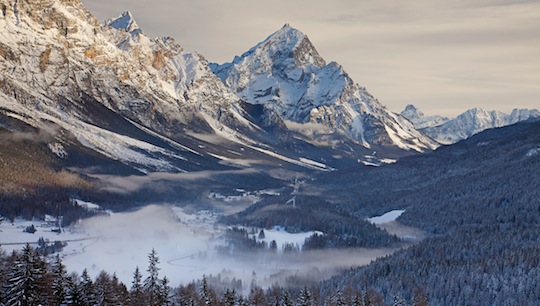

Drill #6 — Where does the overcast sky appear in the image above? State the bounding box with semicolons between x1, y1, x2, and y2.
81;0;539;117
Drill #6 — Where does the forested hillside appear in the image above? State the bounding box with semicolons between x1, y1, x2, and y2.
316;119;540;304
221;195;401;249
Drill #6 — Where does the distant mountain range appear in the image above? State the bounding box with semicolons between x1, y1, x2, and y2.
401;104;539;144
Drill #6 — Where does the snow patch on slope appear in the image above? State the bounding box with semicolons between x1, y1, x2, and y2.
368;210;405;224
526;148;540;158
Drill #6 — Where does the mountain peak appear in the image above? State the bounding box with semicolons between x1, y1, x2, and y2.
106;11;142;35
211;26;439;154
420;107;539;144
401;104;424;120
252;24;326;68
401;104;450;130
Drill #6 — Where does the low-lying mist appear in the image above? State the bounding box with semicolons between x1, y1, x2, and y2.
63;205;396;291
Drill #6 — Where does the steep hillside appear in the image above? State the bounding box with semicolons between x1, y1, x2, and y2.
314;119;540;304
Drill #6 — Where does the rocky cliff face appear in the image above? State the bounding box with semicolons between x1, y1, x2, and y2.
0;0;251;135
211;24;439;152
400;104;450;130
0;0;263;173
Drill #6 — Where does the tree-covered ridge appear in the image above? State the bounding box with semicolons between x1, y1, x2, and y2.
315;120;540;304
220;195;401;249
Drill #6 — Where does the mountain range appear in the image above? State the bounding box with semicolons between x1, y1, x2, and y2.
0;0;537;203
401;104;539;144
0;0;440;188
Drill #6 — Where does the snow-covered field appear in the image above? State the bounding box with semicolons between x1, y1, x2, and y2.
0;217;90;253
0;205;396;290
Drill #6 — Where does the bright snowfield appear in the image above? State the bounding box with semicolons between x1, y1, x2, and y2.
367;210;425;242
0;205;395;290
367;210;405;224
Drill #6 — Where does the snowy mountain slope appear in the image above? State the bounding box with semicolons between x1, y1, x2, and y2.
0;91;223;174
401;105;540;144
0;0;265;138
211;24;439;153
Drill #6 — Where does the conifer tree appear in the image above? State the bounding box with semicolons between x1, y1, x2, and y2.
64;274;84;306
4;244;41;306
297;286;314;306
351;293;363;306
129;266;145;306
159;276;172;306
80;268;97;306
200;275;212;306
223;288;237;306
393;294;407;306
331;289;347;306
144;249;162;306
50;254;69;305
282;290;294;306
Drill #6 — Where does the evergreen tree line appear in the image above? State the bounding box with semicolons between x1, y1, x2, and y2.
0;244;428;306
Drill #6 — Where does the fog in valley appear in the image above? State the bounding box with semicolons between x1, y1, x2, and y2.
62;205;398;291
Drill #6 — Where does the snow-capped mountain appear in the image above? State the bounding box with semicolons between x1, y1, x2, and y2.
400;104;450;129
401;105;540;144
0;0;441;180
0;0;319;174
211;24;438;153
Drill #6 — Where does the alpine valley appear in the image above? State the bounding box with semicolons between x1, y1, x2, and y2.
1;0;539;305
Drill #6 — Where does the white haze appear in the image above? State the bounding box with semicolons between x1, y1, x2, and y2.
62;205;396;290
90;169;257;194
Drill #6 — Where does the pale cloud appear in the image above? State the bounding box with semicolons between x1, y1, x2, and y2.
91;169;257;194
81;0;539;117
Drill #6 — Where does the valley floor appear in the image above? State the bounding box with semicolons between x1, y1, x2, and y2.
0;205;413;292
